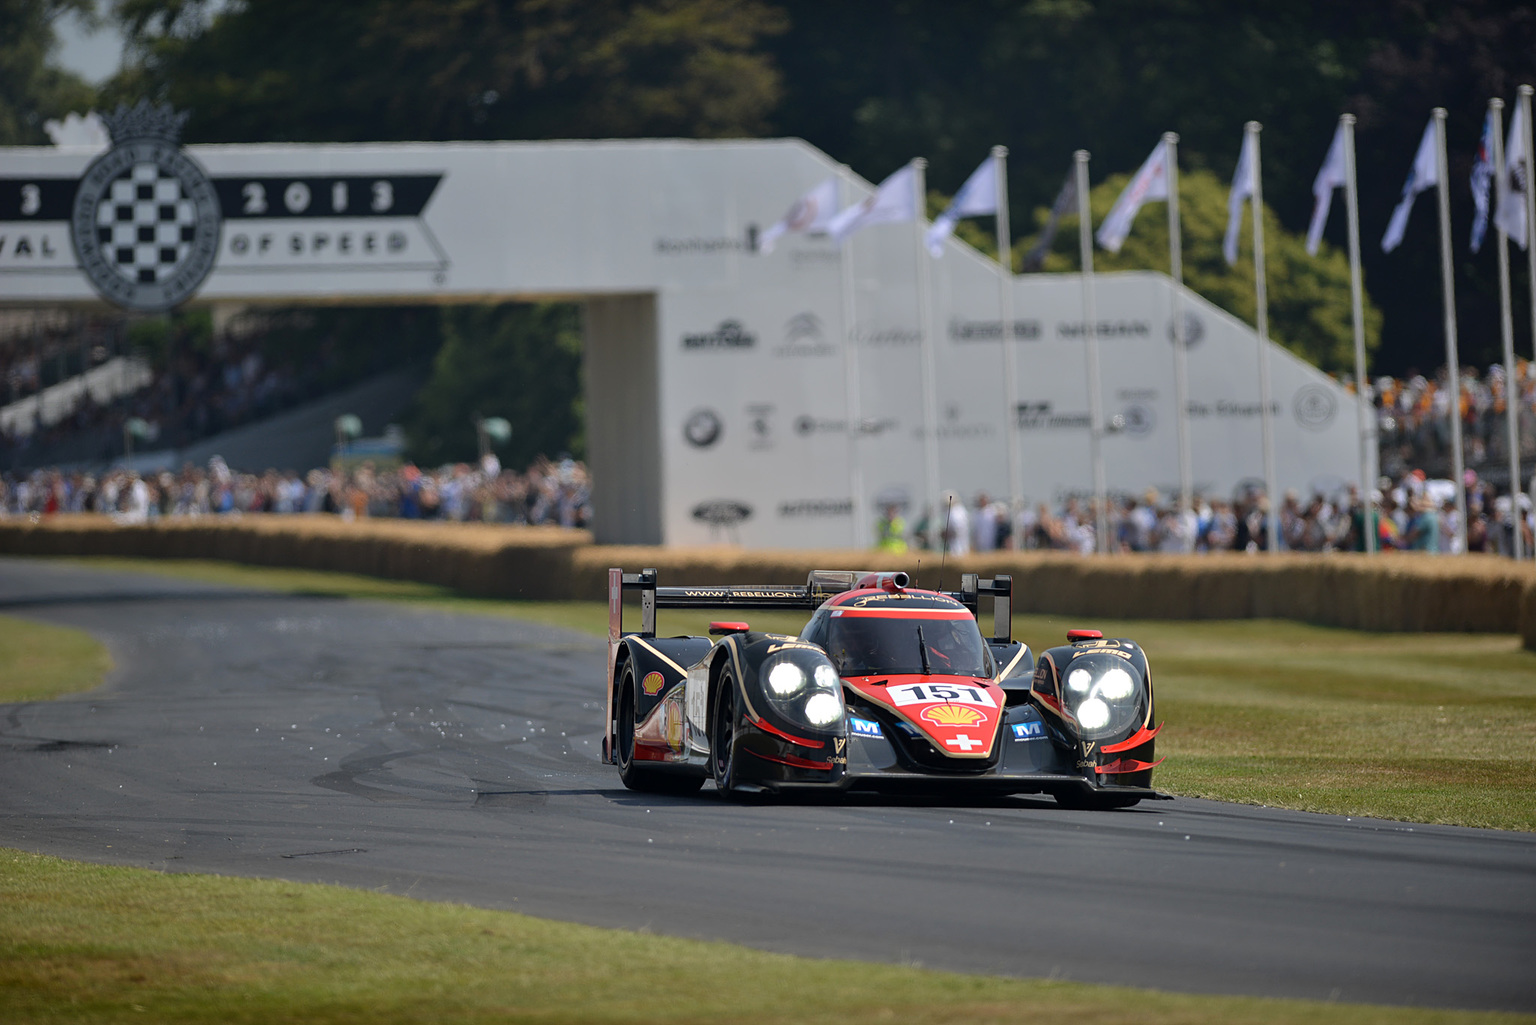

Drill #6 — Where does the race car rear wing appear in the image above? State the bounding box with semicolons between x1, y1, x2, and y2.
608;568;1013;643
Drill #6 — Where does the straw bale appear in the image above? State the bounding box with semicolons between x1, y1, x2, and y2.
3;518;1534;649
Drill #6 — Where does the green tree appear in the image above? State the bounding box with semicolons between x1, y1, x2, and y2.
403;303;583;468
108;0;786;143
1022;167;1382;375
0;0;97;144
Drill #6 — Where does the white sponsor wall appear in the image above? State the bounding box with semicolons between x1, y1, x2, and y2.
0;136;1358;545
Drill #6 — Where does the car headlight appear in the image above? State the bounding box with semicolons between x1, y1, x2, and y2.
768;661;807;696
803;692;842;726
1060;653;1145;740
761;653;845;732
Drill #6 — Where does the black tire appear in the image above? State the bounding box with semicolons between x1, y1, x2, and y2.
616;664;704;795
1053;785;1141;810
712;667;743;795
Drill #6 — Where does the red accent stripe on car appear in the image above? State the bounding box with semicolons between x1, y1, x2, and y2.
748;714;824;749
830;609;975;619
1095;757;1165;774
1101;722;1162;754
746;749;833;771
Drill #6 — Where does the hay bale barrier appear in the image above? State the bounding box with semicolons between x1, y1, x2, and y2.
3;517;1534;648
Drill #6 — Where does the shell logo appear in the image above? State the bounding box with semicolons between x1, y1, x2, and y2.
641;671;666;696
922;703;984;727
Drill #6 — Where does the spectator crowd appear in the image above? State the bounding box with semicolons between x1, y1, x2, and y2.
892;467;1533;559
1375;358;1536;479
0;454;593;530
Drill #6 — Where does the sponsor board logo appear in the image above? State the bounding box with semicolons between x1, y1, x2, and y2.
1012;721;1045;740
691;500;752;526
654;232;753;255
948;318;1042;341
1168;310;1205;348
1293;384;1338;430
854;325;921;347
1186;399;1283;419
921;403;994;440
1016;401;1090;430
888;683;996;708
1110;403;1156;436
682;319;756;350
778;499;853;518
641;671;666;696
849;717;883;738
745;403;774;450
922;703;985;727
794;414;844;436
683;408;722;448
1056;319;1150;340
775;312;835;357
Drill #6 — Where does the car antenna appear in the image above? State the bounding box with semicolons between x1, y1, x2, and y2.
936;494;953;594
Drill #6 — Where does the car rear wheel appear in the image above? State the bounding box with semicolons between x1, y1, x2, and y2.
617;664;703;795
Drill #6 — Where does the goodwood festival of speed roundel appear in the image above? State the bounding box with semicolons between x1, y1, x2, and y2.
70;106;221;312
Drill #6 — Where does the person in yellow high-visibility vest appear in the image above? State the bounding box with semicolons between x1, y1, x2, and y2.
875;503;908;553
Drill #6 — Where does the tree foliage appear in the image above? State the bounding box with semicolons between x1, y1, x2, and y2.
1023;168;1383;375
402;303;583;468
0;0;97;144
107;0;786;142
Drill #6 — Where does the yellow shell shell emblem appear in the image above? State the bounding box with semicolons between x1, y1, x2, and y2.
921;703;984;727
641;671;666;696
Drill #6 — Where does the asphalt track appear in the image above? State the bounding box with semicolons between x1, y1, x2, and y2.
2;557;1533;1014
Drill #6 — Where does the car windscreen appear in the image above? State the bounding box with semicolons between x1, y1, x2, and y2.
826;615;992;678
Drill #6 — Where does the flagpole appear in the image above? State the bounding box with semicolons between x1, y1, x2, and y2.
912;158;942;546
1433;107;1470;553
837;165;868;550
1164;132;1193;526
1075;150;1109;554
1486;100;1524;560
1341;113;1376;554
1522;84;1536;554
1245;122;1281;552
993;145;1023;516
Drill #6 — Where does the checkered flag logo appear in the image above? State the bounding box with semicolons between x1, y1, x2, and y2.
70;103;221;312
96;160;199;286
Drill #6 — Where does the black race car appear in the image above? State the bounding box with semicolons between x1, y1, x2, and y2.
602;567;1166;808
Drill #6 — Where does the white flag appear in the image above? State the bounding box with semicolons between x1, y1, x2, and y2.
829;163;918;243
1096;139;1170;253
925;156;998;257
1382;117;1438;254
759;177;838;254
1224;129;1258;266
1470;109;1496;254
1306;123;1348;256
1495;101;1529;249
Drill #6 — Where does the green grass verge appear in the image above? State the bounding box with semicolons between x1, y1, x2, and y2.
0;612;112;702
40;557;1536;830
2;847;1529;1025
